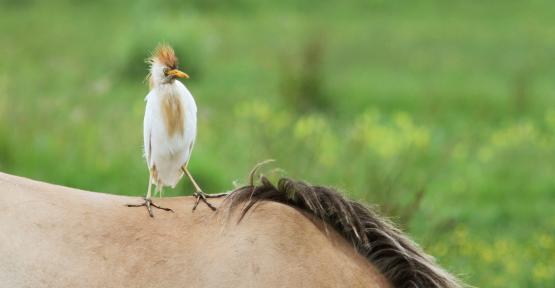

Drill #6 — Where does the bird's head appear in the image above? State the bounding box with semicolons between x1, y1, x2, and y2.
147;44;189;88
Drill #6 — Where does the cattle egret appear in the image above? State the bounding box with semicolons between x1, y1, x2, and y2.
127;44;225;217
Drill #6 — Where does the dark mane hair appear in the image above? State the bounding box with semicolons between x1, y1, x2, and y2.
224;175;463;288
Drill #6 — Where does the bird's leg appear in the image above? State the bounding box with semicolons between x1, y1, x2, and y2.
182;167;228;211
127;174;174;217
158;184;164;198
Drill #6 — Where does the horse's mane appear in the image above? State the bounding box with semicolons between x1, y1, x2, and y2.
223;175;463;288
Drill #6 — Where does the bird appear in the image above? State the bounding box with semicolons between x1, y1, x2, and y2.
127;44;226;217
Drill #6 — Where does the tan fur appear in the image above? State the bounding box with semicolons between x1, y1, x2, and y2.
226;177;464;288
151;164;158;182
0;172;391;288
151;44;178;69
147;44;178;89
161;94;185;137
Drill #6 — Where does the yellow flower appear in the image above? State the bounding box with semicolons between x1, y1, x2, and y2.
481;248;494;263
538;234;555;250
352;110;430;159
532;263;553;282
293;115;337;167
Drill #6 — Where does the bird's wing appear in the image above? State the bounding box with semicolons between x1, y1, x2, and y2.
187;100;197;158
177;82;198;168
143;91;154;167
186;128;196;166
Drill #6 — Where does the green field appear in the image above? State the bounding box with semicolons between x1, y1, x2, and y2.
1;0;554;286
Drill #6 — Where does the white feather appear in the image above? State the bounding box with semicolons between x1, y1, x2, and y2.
144;79;197;188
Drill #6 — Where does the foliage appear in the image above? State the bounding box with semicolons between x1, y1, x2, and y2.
1;1;555;286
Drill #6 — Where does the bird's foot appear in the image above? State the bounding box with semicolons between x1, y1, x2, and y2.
127;197;174;217
192;191;228;211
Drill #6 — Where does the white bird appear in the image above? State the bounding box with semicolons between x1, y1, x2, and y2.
128;44;225;217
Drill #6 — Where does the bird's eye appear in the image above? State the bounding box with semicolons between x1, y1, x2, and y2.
163;68;169;75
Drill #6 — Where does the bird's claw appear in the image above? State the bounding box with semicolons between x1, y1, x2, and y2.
127;197;174;217
192;191;220;211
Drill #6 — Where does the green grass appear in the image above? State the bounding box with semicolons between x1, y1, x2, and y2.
1;0;554;286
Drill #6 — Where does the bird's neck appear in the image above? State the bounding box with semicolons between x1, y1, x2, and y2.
153;80;180;95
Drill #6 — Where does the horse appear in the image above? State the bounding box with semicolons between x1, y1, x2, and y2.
0;171;462;287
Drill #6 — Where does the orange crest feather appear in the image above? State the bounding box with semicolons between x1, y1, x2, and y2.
151;44;178;69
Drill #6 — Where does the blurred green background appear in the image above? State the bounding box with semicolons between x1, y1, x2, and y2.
1;0;554;286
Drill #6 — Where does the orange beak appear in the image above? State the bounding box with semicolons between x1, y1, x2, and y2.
167;69;189;79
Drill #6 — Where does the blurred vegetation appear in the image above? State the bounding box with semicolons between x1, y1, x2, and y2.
1;0;555;286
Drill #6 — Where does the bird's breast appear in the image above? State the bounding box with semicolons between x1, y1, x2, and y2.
161;94;185;137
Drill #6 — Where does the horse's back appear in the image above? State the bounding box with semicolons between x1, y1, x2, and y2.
0;173;389;288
